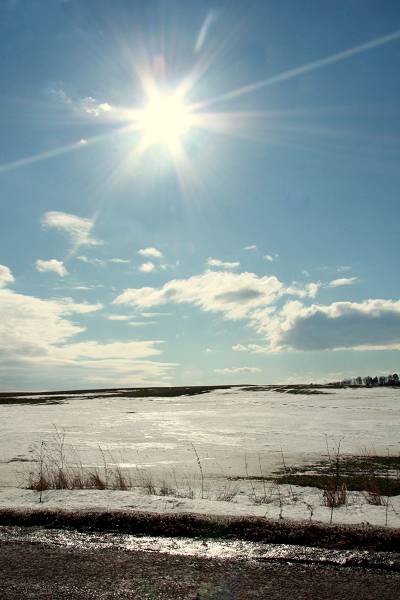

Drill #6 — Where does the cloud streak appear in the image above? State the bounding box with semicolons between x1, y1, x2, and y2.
214;367;261;374
328;277;358;288
42;211;101;250
207;258;240;270
195;9;219;53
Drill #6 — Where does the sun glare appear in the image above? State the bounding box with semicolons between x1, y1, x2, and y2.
136;90;193;153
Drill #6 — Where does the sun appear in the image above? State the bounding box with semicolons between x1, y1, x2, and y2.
136;89;194;154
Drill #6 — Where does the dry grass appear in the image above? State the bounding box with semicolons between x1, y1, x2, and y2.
323;483;347;508
215;483;238;502
26;427;131;494
23;427;399;528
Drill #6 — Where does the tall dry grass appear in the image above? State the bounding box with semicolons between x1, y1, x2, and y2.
27;427;131;493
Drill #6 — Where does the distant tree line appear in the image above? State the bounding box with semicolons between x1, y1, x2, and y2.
340;373;399;387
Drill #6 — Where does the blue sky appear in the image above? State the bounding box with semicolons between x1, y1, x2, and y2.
1;0;400;390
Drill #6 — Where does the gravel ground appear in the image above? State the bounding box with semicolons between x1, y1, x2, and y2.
1;541;400;599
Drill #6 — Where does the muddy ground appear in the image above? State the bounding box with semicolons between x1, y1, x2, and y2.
1;538;400;599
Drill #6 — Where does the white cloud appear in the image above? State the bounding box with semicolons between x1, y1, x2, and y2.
286;282;321;299
139;261;156;273
138;247;163;259
306;282;320;298
108;258;130;264
232;343;267;353
106;315;131;321
232;344;247;352
42;211;101;249
214;367;261;374
78;138;88;146
114;267;395;355
69;284;104;291
80;97;113;117
76;255;105;266
206;258;240;270
267;299;400;352
0;288;101;356
0;286;175;389
264;253;279;262
128;321;157;327
140;312;171;318
36;259;68;277
50;88;114;120
0;264;15;288
328;277;358;288
243;245;257;251
114;270;284;321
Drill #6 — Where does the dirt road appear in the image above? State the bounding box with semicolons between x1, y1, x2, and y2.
1;538;399;599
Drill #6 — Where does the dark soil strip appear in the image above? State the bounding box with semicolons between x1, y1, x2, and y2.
0;397;66;406
0;385;237;404
0;508;398;552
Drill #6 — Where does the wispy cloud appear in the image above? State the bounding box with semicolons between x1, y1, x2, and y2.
108;258;130;264
328;277;358;288
140;312;171;318
243;245;257;251
42;211;101;250
232;343;267;353
80;96;113;117
36;259;68;277
206;258;240;270
195;9;219;53
337;265;352;273
76;255;105;266
106;315;131;321
214;367;261;374
50;88;114;119
138;247;163;259
263;253;279;262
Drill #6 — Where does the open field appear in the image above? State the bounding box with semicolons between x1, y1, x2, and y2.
0;385;399;527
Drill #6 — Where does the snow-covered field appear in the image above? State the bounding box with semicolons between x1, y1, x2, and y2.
1;386;399;527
